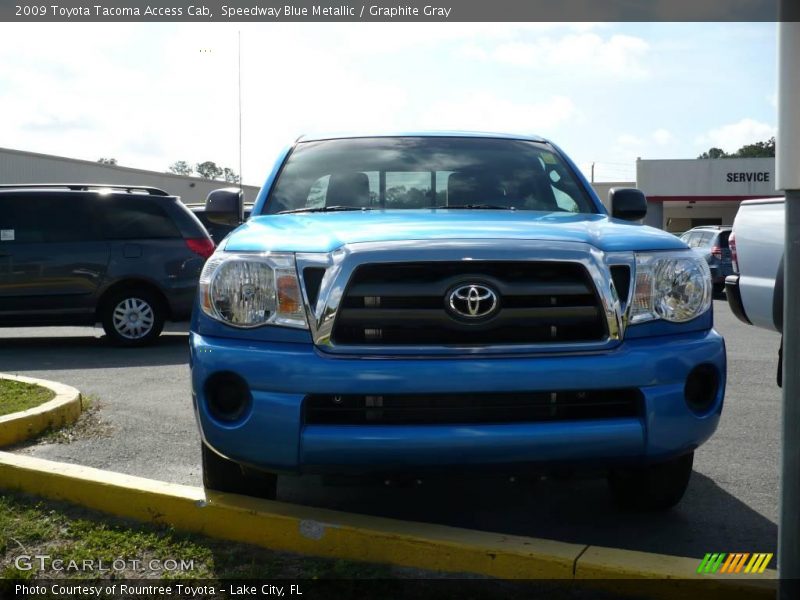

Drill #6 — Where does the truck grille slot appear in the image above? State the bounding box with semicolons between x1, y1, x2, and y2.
610;265;631;307
302;267;326;307
331;262;606;345
304;389;642;425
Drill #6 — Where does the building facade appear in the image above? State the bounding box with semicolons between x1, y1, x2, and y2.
0;147;261;204
635;157;779;232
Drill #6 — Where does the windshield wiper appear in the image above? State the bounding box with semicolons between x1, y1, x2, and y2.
433;204;516;210
278;205;374;214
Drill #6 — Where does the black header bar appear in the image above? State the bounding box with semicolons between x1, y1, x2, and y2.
3;0;799;23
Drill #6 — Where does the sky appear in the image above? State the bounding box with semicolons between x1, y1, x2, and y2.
0;22;777;185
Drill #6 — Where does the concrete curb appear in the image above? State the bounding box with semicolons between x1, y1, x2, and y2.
0;373;82;447
0;452;777;598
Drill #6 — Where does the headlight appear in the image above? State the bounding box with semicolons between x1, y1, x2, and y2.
199;253;307;329
629;251;712;324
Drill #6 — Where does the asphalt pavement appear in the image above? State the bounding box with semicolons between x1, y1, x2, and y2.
0;300;782;560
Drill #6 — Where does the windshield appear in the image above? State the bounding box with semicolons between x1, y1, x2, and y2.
265;137;597;214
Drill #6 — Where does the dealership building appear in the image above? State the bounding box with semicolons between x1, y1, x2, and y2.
593;157;780;233
0;147;260;204
0;147;781;233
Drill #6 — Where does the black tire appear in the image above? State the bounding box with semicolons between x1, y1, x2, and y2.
201;442;277;500
608;452;694;511
713;282;725;298
100;287;165;347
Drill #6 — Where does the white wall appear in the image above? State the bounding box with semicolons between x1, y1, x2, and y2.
637;157;777;197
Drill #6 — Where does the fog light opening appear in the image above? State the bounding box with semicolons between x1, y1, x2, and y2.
685;364;719;414
205;372;251;422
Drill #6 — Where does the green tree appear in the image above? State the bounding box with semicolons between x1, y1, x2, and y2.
697;147;727;159
698;137;776;159
168;161;194;176
195;161;223;180
732;137;775;158
222;167;240;184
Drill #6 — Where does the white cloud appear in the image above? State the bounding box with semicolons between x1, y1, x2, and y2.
652;128;675;145
695;118;776;153
419;94;577;136
466;33;650;78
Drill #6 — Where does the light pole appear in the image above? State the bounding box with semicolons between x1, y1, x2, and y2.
776;13;800;599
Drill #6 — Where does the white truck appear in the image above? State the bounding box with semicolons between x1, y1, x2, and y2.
725;197;785;384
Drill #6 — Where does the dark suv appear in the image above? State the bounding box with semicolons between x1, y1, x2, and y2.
0;184;214;346
680;225;733;296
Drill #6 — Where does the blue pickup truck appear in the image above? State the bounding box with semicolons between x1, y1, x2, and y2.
190;133;725;511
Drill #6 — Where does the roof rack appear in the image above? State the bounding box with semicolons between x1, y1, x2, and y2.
0;183;170;196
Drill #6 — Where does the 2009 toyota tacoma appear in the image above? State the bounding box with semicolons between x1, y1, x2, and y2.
190;133;726;510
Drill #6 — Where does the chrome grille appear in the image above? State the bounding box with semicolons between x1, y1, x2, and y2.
331;261;607;346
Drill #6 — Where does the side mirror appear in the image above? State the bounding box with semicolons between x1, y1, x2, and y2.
205;188;243;227
609;188;648;222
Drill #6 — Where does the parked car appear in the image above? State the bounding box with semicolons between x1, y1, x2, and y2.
190;133;724;511
0;184;214;346
725;197;784;385
679;226;733;296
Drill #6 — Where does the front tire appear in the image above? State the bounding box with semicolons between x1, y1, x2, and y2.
101;288;165;347
201;443;277;500
608;452;694;511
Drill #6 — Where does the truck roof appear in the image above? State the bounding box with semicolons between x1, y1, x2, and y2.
296;131;549;143
740;197;785;206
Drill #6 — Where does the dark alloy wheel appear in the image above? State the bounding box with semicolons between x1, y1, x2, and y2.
201;442;277;500
608;452;694;511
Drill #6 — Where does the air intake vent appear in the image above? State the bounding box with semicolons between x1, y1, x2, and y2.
305;389;642;425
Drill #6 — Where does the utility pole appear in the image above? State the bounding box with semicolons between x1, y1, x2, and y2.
591;162;595;183
776;14;800;600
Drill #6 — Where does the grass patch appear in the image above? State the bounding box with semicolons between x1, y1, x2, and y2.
0;494;649;599
0;380;55;417
0;492;398;581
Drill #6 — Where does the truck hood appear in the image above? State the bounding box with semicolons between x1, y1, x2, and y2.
222;210;686;254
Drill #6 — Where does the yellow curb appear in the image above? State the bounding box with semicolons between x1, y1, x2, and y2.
0;452;581;579
0;452;779;597
0;374;82;447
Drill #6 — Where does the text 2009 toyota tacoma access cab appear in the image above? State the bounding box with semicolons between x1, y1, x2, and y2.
190;133;726;510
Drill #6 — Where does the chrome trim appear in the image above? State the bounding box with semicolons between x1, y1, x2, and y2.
296;240;633;356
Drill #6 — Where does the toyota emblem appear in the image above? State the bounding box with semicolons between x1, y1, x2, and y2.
447;284;499;319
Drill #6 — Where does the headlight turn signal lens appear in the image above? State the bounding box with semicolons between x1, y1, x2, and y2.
199;253;308;329
630;251;712;324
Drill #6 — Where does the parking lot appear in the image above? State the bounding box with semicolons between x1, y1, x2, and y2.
0;299;781;560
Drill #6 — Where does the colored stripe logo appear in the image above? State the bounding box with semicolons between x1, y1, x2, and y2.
697;553;773;574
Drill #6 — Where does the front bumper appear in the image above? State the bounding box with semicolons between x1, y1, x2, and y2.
191;329;726;475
